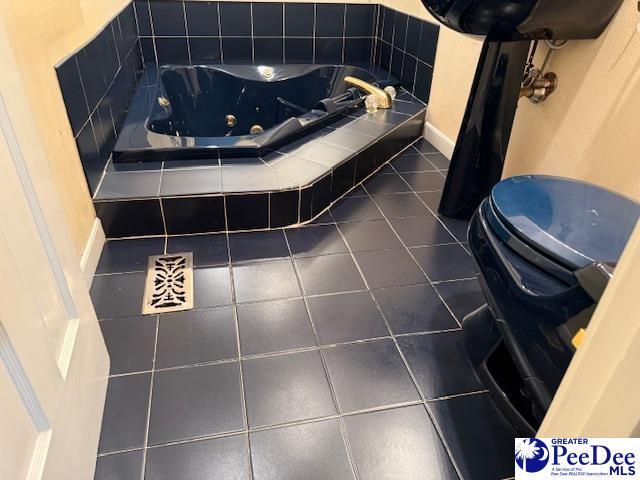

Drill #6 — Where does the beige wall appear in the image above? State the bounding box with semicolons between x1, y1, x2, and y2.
505;0;640;201
0;0;127;254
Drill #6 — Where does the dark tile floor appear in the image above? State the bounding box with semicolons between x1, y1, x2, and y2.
91;139;518;480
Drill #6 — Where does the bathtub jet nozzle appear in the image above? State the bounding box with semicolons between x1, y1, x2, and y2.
343;76;393;109
225;114;237;127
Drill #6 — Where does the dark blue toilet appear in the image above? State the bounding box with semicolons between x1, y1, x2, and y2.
465;175;640;433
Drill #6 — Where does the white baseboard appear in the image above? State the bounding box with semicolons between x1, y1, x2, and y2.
80;218;105;288
423;121;456;159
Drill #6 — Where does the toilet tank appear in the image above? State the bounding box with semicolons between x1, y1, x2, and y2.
422;0;624;40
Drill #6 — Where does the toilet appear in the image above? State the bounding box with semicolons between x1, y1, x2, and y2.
464;175;640;433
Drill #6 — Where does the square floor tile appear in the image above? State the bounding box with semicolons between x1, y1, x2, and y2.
242;350;336;428
417;191;442;211
434;279;485;323
439;216;470;243
95;450;144;480
391;152;438;172
412;138;438;154
338;219;402;252
148;362;244;445
389;216;455;247
294;254;366;295
354;249;425;288
307;292;389;344
370;193;432;218
144;434;250;480
344;405;457;480
91;272;146;319
166;234;229;267
193;266;233;308
233;260;301;303
96;238;165;274
285;224;348;258
372;284;458;334
323;339;420;412
345;185;368;197
363;173;411;194
99;315;157;374
410;244;476;282
424;152;450;169
398;331;483;399
378;164;396;174
251;419;355;480
401;171;445;191
428;393;518;480
229;230;290;263
331;196;384;223
237;298;316;356
155;306;237;368
98;373;151;453
308;210;334;225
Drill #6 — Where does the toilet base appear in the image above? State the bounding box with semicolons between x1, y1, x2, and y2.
463;303;537;435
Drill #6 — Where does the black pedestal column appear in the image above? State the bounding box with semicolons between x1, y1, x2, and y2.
438;40;531;220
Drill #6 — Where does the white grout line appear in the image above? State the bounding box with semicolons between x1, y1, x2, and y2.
212;177;255;476
281;4;286;63
351;185;467;478
217;3;224;64
138;314;159;480
182;1;192;65
312;3;317;64
379;37;436;69
282;231;361;480
341;4;347;65
249;2;255;65
99;392;501;459
146;1;159;67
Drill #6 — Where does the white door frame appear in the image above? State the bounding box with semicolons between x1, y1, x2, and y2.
0;16;109;480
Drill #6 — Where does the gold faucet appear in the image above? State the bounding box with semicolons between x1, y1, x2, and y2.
344;76;393;109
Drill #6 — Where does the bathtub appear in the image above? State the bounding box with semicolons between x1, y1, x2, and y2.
113;64;397;162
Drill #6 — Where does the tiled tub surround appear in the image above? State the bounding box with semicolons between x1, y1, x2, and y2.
134;1;439;103
374;5;439;104
136;1;379;67
56;0;440;204
55;3;142;194
94;90;426;237
91;150;522;479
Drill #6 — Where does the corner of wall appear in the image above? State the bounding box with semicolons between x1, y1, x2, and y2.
422;119;455;158
426;28;482;143
80;218;105;288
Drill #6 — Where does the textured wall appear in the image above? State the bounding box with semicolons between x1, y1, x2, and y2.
428;28;482;140
505;0;640;201
0;0;128;255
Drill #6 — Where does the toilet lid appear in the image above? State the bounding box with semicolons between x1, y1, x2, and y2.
490;175;640;270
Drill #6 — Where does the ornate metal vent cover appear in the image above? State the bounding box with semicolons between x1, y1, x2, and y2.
142;253;194;314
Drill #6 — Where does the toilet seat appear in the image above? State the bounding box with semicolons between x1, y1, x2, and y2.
488;175;640;271
464;176;639;431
